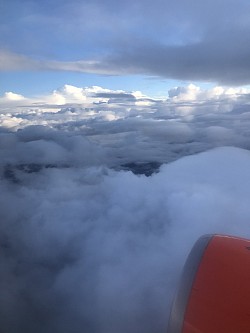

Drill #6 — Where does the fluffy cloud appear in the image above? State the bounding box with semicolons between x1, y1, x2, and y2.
1;83;250;163
3;92;26;101
2;1;250;84
0;91;27;106
1;83;250;331
1;141;250;332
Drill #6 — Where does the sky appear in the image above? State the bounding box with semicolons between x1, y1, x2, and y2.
2;0;250;96
2;1;250;333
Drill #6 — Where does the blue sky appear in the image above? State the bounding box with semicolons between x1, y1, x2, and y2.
0;71;193;98
1;0;250;96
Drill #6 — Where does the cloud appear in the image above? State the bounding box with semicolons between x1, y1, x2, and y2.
0;49;115;75
3;92;26;101
3;39;250;85
103;35;250;85
0;50;42;71
1;140;250;332
1;83;250;162
2;1;250;84
0;84;153;117
1;82;250;331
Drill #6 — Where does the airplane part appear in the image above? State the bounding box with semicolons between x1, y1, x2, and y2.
167;234;250;333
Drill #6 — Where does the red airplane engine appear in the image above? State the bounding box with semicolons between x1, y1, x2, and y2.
167;234;250;333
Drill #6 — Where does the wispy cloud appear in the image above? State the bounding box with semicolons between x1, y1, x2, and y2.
0;50;118;75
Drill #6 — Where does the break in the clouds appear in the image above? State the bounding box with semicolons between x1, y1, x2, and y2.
2;0;250;85
1;83;250;332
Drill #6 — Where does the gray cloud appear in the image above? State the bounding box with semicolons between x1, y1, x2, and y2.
1;129;250;332
1;84;250;332
2;0;250;84
2;83;250;165
3;38;250;85
0;50;114;75
103;32;250;85
93;92;135;100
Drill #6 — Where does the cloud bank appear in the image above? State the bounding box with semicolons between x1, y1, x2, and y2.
1;83;250;166
1;83;250;332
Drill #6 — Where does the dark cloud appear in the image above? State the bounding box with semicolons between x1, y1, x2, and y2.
2;0;250;84
101;30;250;85
94;92;135;100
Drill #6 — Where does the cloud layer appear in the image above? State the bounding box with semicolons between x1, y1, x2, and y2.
1;83;250;332
1;141;250;332
1;83;250;166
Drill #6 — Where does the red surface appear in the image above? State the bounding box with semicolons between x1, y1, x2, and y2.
183;235;250;333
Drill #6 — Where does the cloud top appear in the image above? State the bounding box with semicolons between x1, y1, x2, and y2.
1;81;250;331
1;143;250;332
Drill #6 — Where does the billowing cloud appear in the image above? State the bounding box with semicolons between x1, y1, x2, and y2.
1;83;250;159
1;133;250;332
3;92;26;101
1;82;250;331
2;0;250;329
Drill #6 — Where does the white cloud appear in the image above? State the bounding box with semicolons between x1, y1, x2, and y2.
1;83;250;332
4;92;26;101
1;83;250;165
168;84;201;100
168;84;250;103
0;114;26;129
1;143;250;332
166;84;250;115
0;91;27;109
0;84;154;121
